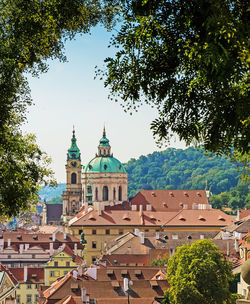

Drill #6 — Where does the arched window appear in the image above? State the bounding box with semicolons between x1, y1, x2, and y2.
113;188;116;200
119;186;122;201
71;173;77;184
95;188;98;201
103;186;109;201
104;149;106;155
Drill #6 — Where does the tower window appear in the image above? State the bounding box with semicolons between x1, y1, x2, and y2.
104;150;106;155
71;173;77;184
103;186;109;201
113;188;116;200
95;188;98;201
119;186;122;201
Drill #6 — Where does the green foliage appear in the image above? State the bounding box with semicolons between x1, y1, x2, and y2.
125;147;243;198
46;196;63;204
150;253;169;267
100;0;249;162
165;239;233;304
0;0;116;216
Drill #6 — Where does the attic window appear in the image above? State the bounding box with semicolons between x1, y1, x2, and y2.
178;215;185;221
184;192;188;197
111;281;120;288
169;192;174;197
107;269;114;276
197;192;201;197
31;274;37;278
164;235;168;240
33;235;38;240
150;280;158;288
122;213;130;220
187;235;192;240
71;283;78;290
179;203;183;207
135;270;142;276
151;192;156;197
150;214;156;220
88;215;96;220
218;216;225;221
163;202;168;208
121;269;128;275
198;215;206;221
17;235;22;240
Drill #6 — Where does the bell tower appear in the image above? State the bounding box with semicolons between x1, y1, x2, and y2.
62;128;82;223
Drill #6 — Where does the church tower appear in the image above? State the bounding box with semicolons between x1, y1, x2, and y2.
62;128;82;223
82;127;128;211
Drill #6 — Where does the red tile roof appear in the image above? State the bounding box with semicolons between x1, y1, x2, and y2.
130;190;209;211
239;209;250;220
9;267;44;284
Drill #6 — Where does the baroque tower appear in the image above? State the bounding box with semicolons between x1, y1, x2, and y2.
82;128;128;211
62;129;82;223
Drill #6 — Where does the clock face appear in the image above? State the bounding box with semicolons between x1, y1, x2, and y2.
71;161;77;167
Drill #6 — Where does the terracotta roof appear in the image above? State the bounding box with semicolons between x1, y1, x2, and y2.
55;296;82;304
96;298;158;304
222;216;250;233
0;263;19;286
70;207;234;228
239;209;250;220
101;254;150;266
9;267;44;284
239;233;250;250
130;190;209;211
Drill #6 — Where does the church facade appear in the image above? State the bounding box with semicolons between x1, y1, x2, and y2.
62;128;128;224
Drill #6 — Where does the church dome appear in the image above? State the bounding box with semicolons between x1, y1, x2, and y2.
84;127;127;174
84;156;126;173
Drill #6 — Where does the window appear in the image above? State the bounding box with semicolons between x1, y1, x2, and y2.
26;295;32;303
92;241;97;249
64;271;68;275
54;261;58;267
113;188;116;200
95;188;98;201
118;186;122;201
92;256;96;263
79;229;83;235
50;271;55;277
27;284;32;289
35;295;39;301
66;261;70;267
16;295;20;303
119;229;123;235
71;172;77;184
106;229;110;235
103;186;109;201
92;229;96;235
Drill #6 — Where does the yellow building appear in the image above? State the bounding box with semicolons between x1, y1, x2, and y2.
10;267;43;304
44;246;83;285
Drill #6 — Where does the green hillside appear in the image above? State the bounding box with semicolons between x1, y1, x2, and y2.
39;147;249;211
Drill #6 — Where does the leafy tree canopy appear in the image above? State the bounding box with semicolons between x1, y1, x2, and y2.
100;0;249;162
164;239;233;304
0;0;116;217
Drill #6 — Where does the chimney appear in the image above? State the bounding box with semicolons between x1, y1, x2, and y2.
74;243;78;255
234;239;239;253
81;287;87;303
97;203;102;216
73;270;78;279
25;244;29;250
236;209;240;221
139;205;143;216
49;242;54;256
52;232;56;242
64;232;67;240
7;238;11;247
24;265;28;282
227;241;230;256
134;229;140;236
78;266;83;276
156;232;160;240
19;244;24;254
140;232;145;244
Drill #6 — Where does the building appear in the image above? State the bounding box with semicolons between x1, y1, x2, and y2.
10;267;44;304
62;127;128;224
0;264;18;304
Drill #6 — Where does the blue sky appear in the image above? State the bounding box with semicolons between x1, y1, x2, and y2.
22;26;186;183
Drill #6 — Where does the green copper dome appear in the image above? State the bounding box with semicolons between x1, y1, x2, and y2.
84;156;126;173
68;128;81;160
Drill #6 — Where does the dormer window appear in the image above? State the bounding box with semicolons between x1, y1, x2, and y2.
104;164;107;170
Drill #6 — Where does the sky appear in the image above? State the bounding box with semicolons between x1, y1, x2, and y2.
22;26;186;183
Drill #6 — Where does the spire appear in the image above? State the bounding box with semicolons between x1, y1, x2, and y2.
68;127;81;160
103;125;106;137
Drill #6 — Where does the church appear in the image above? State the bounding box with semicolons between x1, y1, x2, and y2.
62;127;128;224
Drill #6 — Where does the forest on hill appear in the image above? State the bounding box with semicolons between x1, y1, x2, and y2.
40;147;249;211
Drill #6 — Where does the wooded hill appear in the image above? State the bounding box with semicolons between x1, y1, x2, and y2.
40;147;249;211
